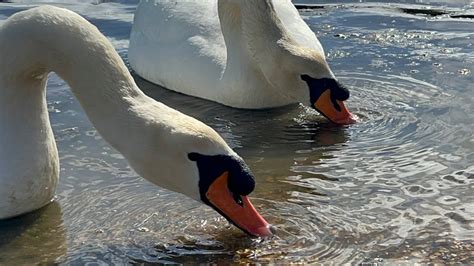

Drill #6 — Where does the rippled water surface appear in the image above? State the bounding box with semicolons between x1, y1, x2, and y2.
1;0;473;264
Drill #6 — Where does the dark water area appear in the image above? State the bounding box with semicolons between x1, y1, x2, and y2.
0;1;473;264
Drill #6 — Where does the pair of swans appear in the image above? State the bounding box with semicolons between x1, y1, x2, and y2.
0;0;353;237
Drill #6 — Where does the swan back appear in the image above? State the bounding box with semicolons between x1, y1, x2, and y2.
129;0;226;96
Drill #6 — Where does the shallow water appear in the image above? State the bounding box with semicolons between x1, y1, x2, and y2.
0;1;473;264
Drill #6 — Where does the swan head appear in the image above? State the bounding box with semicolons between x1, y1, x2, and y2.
261;41;356;124
188;152;274;238
127;110;273;237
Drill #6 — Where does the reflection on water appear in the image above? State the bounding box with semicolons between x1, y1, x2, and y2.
0;202;66;264
0;1;473;264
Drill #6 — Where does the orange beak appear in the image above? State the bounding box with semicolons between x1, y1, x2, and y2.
314;89;356;125
205;172;273;237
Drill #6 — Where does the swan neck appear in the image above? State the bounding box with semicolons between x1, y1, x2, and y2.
1;7;146;151
217;1;245;63
217;0;289;75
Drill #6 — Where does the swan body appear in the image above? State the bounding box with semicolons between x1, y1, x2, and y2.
130;0;355;124
0;6;271;237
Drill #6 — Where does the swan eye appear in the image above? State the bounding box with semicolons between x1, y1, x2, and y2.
233;192;244;206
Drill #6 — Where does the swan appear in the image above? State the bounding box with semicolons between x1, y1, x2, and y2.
129;0;355;124
0;6;272;237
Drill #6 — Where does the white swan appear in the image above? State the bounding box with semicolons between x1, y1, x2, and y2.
0;6;272;237
129;0;355;124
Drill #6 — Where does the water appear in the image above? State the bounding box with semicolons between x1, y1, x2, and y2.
1;1;473;264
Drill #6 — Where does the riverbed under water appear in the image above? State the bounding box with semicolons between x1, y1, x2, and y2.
0;0;473;264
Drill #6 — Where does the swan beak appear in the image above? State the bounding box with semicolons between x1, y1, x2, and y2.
206;172;273;237
314;89;356;125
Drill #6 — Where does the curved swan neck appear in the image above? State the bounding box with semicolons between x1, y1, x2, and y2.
218;0;289;60
216;0;300;106
1;7;146;150
242;0;288;43
217;1;247;72
217;0;294;81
